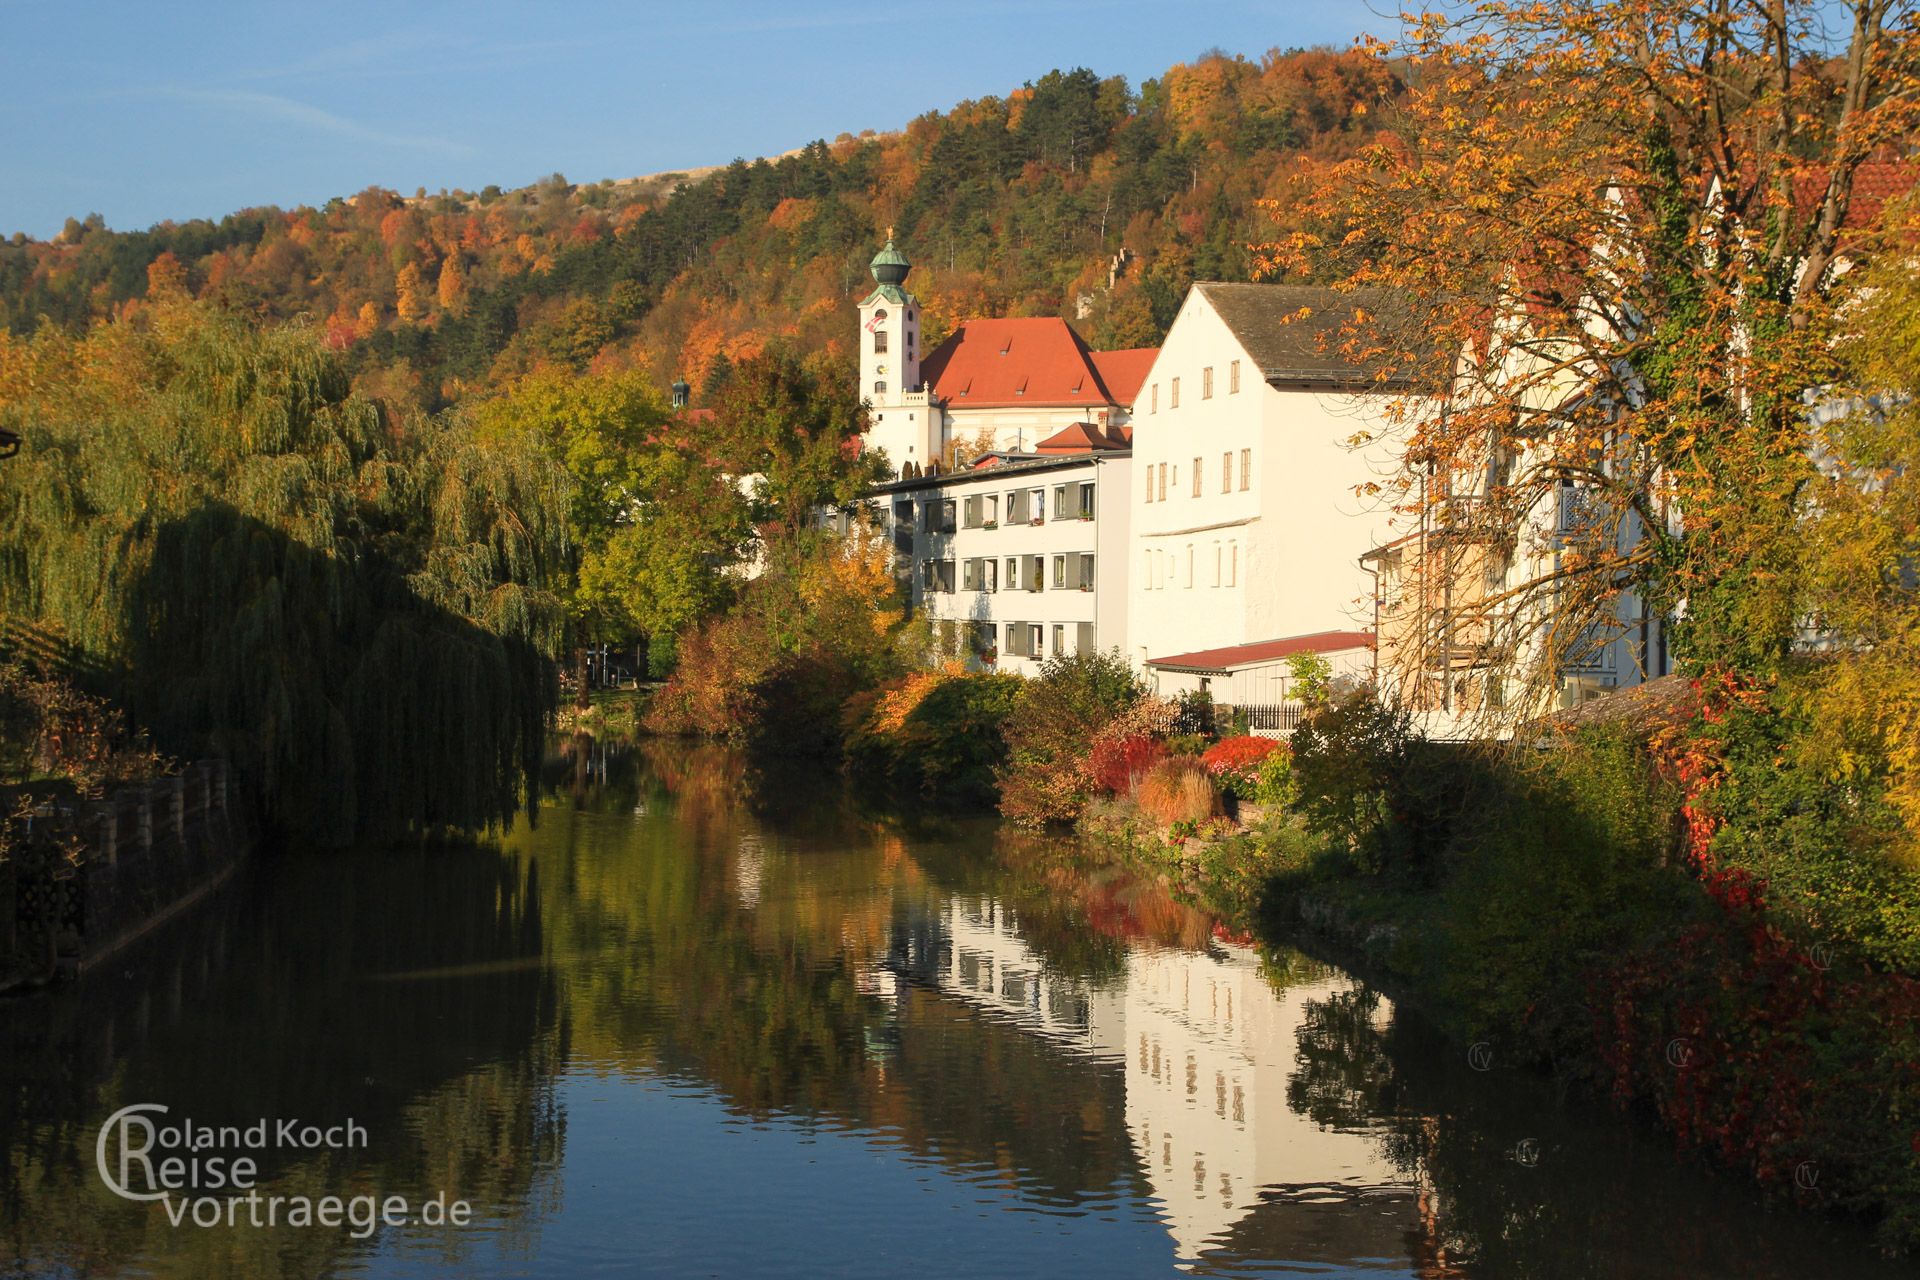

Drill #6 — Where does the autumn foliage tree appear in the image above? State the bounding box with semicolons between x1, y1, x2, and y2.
1262;1;1920;706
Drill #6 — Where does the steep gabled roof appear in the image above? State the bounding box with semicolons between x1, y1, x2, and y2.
922;317;1119;409
1195;282;1410;388
1089;347;1158;406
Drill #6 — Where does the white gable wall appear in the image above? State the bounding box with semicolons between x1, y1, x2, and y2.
1128;287;1394;676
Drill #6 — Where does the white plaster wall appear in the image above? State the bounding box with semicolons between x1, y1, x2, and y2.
898;456;1130;677
1127;288;1395;674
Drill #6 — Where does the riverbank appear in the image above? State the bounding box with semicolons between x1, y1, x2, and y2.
1072;711;1920;1257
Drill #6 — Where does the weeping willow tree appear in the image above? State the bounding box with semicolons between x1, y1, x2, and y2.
0;300;571;846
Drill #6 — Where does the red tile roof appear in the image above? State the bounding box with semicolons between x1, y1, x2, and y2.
1089;347;1158;406
1789;160;1917;234
922;317;1153;409
1149;630;1374;673
1034;422;1128;453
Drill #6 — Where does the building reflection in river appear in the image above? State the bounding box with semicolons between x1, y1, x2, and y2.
883;893;1423;1267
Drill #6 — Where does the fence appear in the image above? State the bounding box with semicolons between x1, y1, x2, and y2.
1;759;247;992
1176;700;1309;740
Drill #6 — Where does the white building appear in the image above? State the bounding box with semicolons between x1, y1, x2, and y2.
858;235;1155;476
873;447;1132;676
1127;282;1406;691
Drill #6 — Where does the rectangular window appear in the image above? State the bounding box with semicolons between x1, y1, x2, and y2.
1027;554;1044;592
1191;458;1202;497
874;329;888;353
1005;623;1020;657
1238;450;1251;491
984;558;997;592
1228;542;1237;587
1080;553;1095;589
1005;557;1018;590
1157;462;1167;501
1202;367;1213;399
1222;452;1232;493
1052;554;1066;589
1151;383;1159;413
942;499;957;533
962;558;979;591
1030;624;1044;656
1053;484;1069;519
1229;359;1241;393
1145;469;1154;503
984;494;998;526
1052;624;1065;656
1079;482;1095;520
963;495;981;528
1076;621;1095;654
1185;544;1194;588
1170;377;1180;409
1212;542;1221;587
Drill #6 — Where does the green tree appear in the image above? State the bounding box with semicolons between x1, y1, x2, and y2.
707;346;884;558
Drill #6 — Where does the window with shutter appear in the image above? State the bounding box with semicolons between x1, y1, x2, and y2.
1080;554;1095;589
1029;625;1044;656
1052;555;1066;589
1028;554;1044;592
1080;483;1095;519
1052;624;1064;655
1076;622;1095;654
984;558;997;592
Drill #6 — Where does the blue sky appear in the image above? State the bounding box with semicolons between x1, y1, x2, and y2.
0;1;1403;239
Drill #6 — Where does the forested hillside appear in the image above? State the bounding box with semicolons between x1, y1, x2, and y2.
0;49;1397;413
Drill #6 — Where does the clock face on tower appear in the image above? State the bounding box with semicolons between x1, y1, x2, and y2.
875;364;887;377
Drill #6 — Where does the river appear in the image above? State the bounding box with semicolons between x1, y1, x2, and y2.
0;738;1906;1278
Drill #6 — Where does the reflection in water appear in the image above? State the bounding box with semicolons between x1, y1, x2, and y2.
0;739;1907;1278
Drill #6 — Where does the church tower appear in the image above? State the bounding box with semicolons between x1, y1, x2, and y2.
858;232;934;475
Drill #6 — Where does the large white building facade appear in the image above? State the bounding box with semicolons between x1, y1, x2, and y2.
873;451;1132;676
1125;282;1405;693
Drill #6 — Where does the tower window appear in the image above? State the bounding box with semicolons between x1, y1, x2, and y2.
874;381;886;394
874;330;889;353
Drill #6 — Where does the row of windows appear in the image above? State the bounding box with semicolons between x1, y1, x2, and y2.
958;482;1095;529
941;553;1097;593
1144;450;1251;503
982;620;1097;660
1142;540;1239;590
1148;360;1241;414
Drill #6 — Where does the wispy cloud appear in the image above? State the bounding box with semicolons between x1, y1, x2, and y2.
160;87;474;156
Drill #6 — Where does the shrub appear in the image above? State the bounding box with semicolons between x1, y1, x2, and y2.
1200;735;1281;799
1252;746;1297;809
1090;732;1168;795
1134;756;1220;829
997;649;1145;827
844;668;1021;803
1288;687;1415;873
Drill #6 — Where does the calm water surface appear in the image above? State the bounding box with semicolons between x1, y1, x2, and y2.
0;739;1908;1278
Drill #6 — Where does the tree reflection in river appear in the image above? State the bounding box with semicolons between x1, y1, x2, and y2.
0;738;1911;1279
